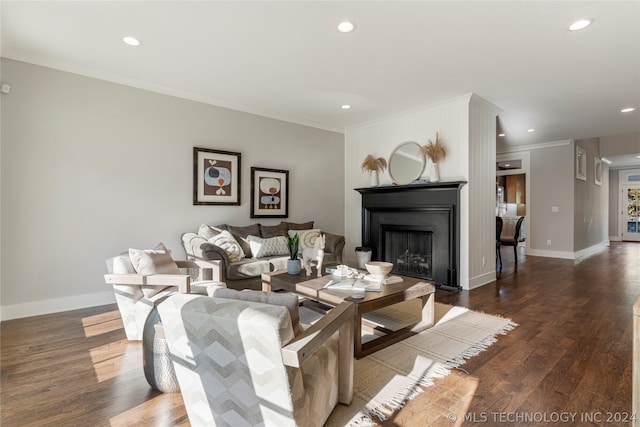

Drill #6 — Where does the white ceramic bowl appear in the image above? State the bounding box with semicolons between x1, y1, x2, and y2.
365;261;393;279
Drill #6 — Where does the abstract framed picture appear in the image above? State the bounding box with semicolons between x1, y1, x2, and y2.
193;147;241;205
250;167;288;218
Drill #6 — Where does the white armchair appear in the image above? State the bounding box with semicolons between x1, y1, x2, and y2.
105;247;225;340
158;293;354;427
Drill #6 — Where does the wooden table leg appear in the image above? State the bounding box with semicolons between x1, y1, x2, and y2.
411;291;435;333
353;304;364;359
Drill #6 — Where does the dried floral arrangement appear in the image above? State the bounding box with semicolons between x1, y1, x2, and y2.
361;155;388;172
422;132;447;163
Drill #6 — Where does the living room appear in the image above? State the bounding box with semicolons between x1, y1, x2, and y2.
1;1;640;426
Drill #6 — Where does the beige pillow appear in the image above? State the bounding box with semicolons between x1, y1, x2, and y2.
209;230;245;262
198;224;224;240
226;224;260;257
288;229;322;251
128;242;180;298
211;288;302;337
247;235;289;258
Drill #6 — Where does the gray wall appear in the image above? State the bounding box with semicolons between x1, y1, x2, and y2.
574;138;609;251
529;144;575;253
574;138;609;252
608;170;620;238
600;132;640;157
601;132;640;239
0;59;344;319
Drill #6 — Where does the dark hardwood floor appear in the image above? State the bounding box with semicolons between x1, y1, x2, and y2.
2;242;639;426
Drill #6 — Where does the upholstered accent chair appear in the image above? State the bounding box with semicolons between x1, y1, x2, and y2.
499;216;526;264
105;246;225;340
158;293;354;427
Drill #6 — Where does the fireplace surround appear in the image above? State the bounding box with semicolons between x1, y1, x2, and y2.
356;181;466;289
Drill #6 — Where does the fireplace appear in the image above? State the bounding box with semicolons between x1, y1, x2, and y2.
356;181;466;289
383;228;433;279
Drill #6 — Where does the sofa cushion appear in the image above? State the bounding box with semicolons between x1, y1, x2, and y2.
226;258;271;280
128;242;179;298
198;224;224;240
288;229;322;252
247;235;289;258
284;221;314;231
260;222;288;238
210;288;302;337
227;224;260;257
209;230;245;262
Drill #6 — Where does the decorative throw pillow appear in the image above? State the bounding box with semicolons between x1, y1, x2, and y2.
287;229;322;252
209;230;245;262
198;224;224;240
247;235;289;258
226;224;260;257
128;242;180;298
210;288;303;337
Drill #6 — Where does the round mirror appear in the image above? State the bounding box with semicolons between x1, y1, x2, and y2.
388;141;426;185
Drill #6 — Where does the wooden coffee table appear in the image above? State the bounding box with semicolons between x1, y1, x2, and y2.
262;269;436;359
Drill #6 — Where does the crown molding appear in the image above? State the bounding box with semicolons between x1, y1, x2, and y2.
497;139;572;155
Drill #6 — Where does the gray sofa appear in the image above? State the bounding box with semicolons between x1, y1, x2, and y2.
181;221;345;290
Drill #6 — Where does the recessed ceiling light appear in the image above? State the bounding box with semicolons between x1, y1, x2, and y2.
498;133;505;137
122;36;141;47
504;164;511;167
568;19;593;31
341;104;352;110
337;21;356;33
637;155;640;159
621;107;636;113
527;129;535;132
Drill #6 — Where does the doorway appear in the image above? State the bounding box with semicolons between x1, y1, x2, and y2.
622;184;640;242
497;174;526;217
496;152;530;252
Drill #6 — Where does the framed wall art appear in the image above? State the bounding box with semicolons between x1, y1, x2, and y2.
594;158;602;186
250;167;288;218
193;147;241;205
576;146;587;181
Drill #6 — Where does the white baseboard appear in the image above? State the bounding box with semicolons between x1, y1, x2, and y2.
527;248;575;259
466;271;496;290
527;240;609;261
1;291;115;321
574;240;610;260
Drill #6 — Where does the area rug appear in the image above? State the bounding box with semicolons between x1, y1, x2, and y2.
321;301;518;427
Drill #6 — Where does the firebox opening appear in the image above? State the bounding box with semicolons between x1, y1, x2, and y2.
383;228;433;281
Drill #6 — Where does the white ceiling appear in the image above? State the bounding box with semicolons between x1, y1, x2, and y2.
2;1;639;166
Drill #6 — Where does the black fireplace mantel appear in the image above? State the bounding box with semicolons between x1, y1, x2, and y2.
355;181;467;289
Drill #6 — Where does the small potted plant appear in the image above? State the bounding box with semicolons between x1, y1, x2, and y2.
422;132;447;182
286;233;301;274
361;154;388;187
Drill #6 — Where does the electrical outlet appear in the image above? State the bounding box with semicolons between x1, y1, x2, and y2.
482;257;486;266
547;240;552;245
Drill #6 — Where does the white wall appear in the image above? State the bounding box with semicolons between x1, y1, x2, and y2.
0;59;344;320
468;96;500;289
344;93;499;290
